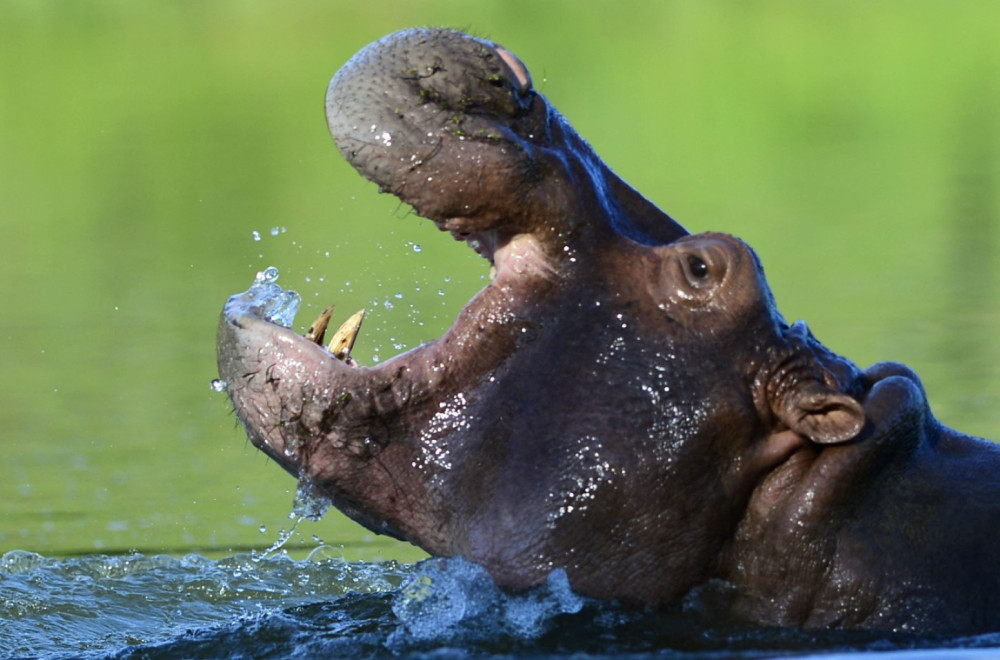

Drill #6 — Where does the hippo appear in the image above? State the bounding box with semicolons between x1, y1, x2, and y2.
216;28;1000;634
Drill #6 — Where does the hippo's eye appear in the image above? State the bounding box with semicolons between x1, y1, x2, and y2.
686;255;709;280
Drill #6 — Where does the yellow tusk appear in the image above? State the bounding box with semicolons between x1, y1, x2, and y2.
329;309;365;360
305;305;334;344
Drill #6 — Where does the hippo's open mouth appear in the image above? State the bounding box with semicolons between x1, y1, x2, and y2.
217;27;711;587
217;27;687;484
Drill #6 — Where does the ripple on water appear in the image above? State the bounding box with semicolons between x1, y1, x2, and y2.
3;550;1000;659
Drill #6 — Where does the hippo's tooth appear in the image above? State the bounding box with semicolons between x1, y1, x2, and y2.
306;305;335;344
489;265;497;281
329;309;365;361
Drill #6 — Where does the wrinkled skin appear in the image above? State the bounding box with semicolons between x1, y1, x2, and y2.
217;28;1000;633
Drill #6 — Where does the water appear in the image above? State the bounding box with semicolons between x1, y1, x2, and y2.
246;267;301;329
0;550;409;658
6;552;1000;660
2;3;999;658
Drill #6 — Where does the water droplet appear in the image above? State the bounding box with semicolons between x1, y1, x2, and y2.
293;479;331;521
210;379;227;393
255;266;280;285
412;244;423;253
252;230;261;242
258;524;267;534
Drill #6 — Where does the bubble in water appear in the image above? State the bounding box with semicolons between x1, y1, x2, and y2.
209;379;227;393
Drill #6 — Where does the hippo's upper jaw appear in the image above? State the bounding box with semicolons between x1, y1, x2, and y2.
325;27;688;257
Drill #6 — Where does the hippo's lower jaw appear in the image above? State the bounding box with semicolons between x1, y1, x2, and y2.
217;225;567;544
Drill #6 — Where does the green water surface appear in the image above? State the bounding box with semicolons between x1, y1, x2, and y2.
1;1;998;562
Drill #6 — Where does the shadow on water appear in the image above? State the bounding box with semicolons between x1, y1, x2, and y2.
5;551;1000;660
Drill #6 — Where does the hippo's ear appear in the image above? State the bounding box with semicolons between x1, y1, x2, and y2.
774;380;866;445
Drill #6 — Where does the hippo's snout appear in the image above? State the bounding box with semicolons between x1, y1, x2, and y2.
325;28;541;229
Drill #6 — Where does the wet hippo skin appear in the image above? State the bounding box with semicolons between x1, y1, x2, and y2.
216;28;1000;633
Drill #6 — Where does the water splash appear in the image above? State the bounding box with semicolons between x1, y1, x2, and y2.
292;478;331;522
249;479;331;563
251;520;301;562
242;266;301;328
209;378;227;393
390;557;583;645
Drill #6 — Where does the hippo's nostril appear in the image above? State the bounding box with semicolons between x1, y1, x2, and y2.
495;46;532;93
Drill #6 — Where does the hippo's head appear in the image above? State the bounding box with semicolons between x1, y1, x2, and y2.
217;28;869;603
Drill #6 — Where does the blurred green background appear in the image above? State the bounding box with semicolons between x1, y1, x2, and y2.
1;1;998;560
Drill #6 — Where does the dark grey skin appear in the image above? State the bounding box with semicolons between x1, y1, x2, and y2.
217;28;1000;634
